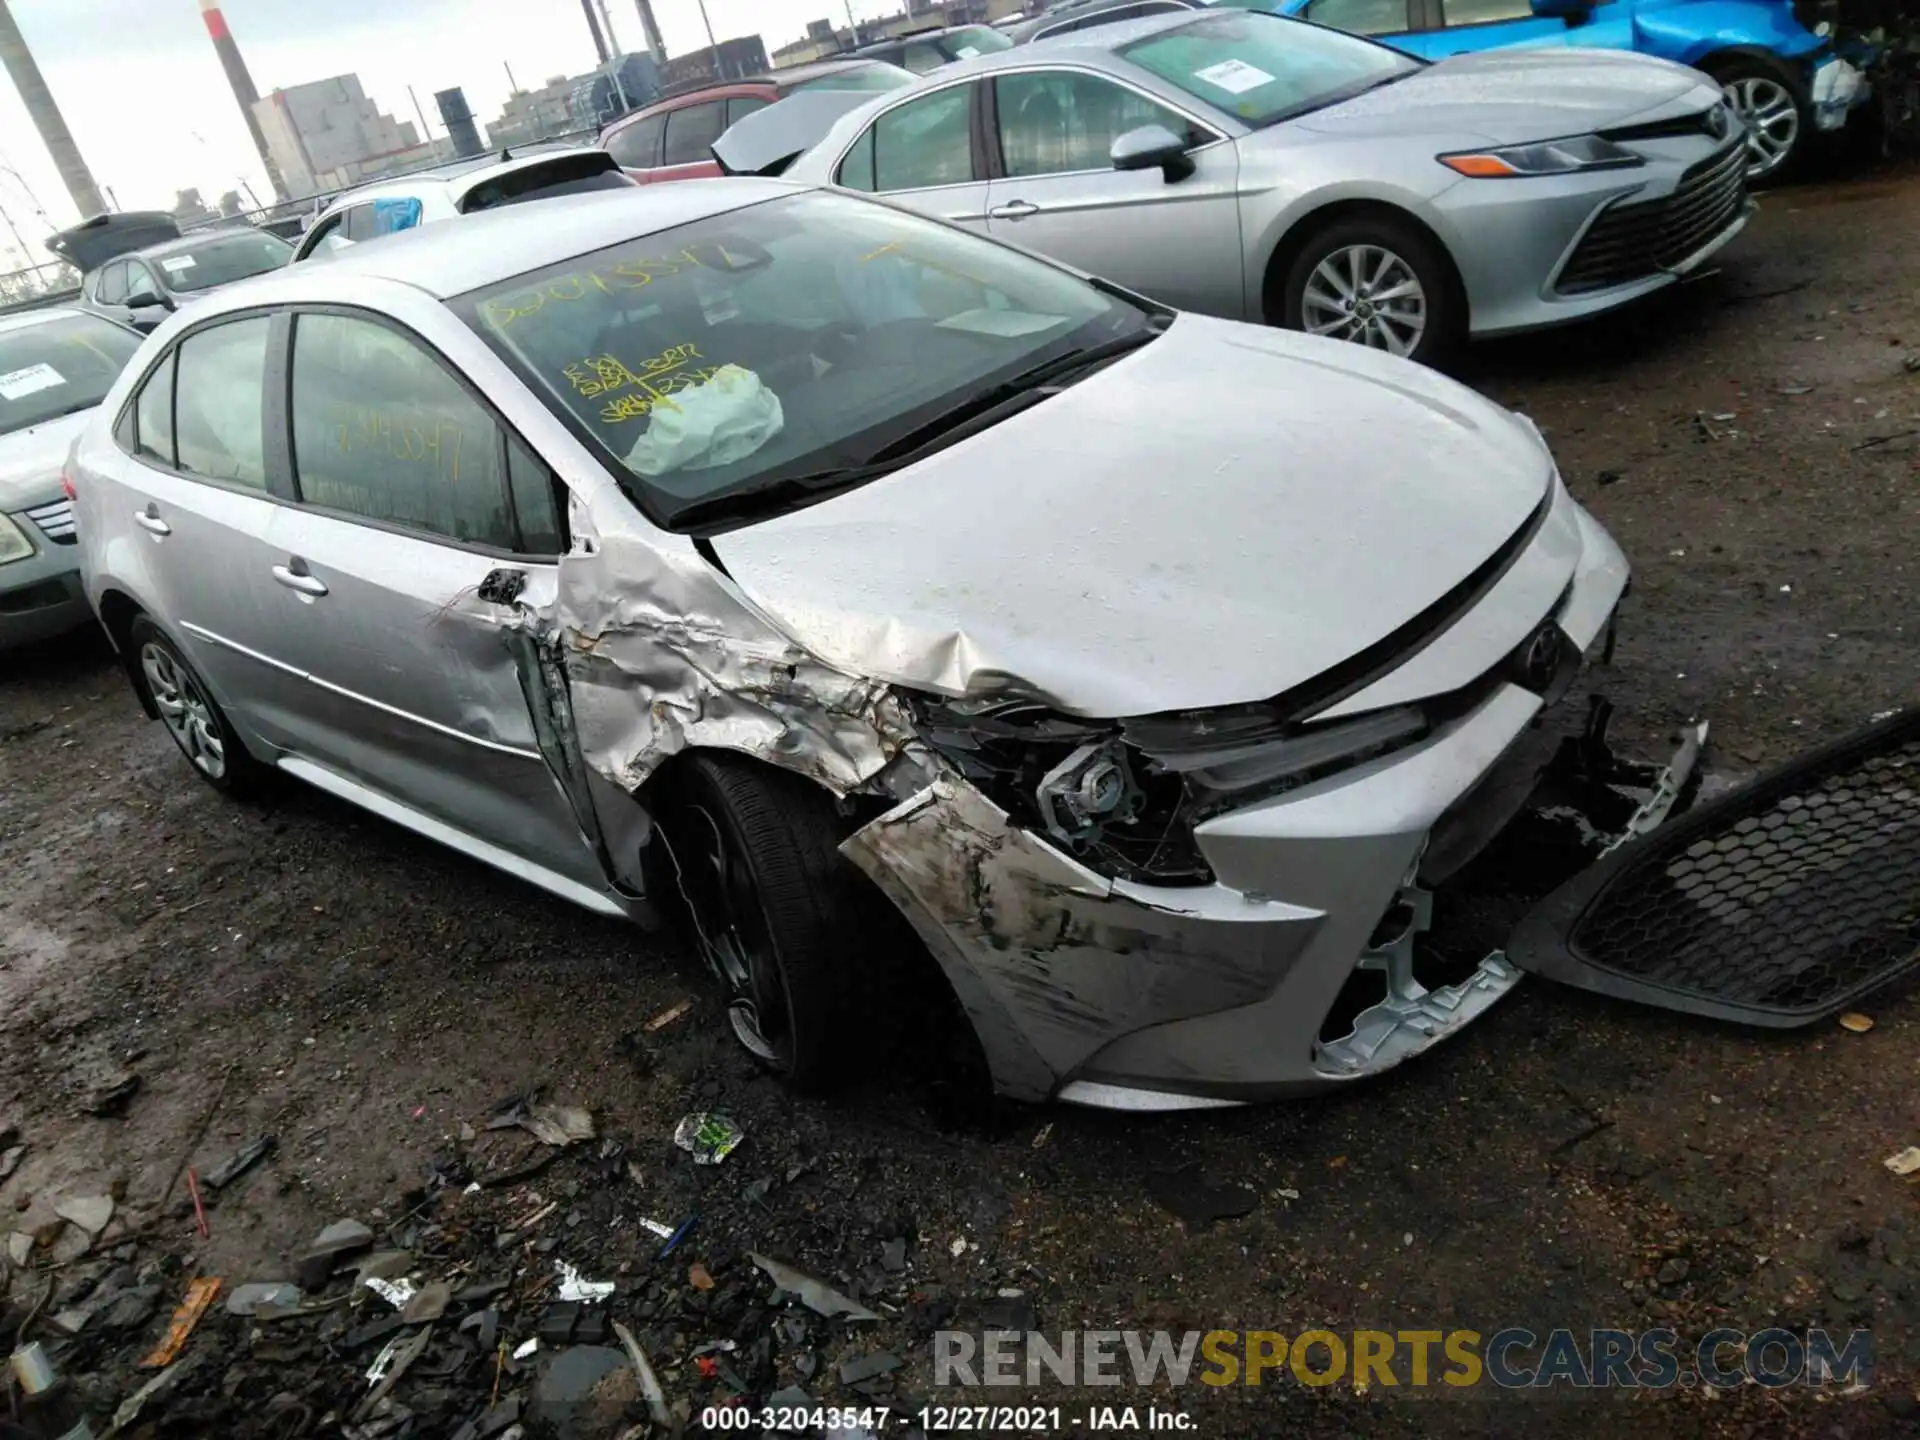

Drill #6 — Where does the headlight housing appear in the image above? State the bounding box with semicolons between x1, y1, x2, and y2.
1439;135;1643;178
0;512;35;565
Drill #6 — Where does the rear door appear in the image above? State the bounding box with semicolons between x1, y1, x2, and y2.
262;307;601;886
832;81;994;232
101;312;310;744
982;67;1246;318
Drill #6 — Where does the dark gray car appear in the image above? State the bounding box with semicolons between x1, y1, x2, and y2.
78;230;293;334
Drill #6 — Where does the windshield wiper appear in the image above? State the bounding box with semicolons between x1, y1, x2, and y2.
668;322;1168;532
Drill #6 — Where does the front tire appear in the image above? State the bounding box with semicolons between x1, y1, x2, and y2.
129;615;268;798
1710;56;1809;185
652;754;875;1091
1279;215;1460;368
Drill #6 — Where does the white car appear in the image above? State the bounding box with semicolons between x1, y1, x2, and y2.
290;147;636;263
75;180;1638;1108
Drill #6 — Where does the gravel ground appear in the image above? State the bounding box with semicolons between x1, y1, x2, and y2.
3;157;1920;1439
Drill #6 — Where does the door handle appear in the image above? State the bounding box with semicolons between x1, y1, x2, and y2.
271;561;328;598
988;199;1040;220
133;505;170;537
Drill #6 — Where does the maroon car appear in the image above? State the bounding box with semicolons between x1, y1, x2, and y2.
599;59;913;184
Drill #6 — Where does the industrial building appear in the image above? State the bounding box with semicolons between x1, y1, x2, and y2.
772;1;1009;66
488;52;660;149
251;75;440;199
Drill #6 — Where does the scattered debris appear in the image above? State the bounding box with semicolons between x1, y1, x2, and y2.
674;1112;744;1165
137;1276;221;1369
298;1218;376;1290
528;1345;638;1438
403;1280;453;1324
1146;1166;1257;1231
1030;1122;1053;1150
202;1135;276;1190
1839;1012;1875;1034
53;1192;114;1237
364;1276;419;1309
358;1322;433;1420
838;1350;902;1385
1595;468;1623;486
688;1261;715;1291
613;1319;672;1429
1777;383;1815;395
186;1169;209;1238
1852;429;1920;452
638;1217;675;1240
225;1280;301;1317
0;1142;24;1182
81;1071;140;1117
645;999;692;1031
750;1252;879;1322
1905;353;1920;373
1885;1147;1920;1177
107;1356;197;1436
553;1259;615;1304
658;1217;696;1257
512;1337;540;1360
489;1093;597;1148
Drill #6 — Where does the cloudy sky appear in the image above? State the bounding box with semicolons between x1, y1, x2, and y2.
0;0;903;267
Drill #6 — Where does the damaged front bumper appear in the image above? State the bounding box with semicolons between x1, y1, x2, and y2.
840;502;1639;1108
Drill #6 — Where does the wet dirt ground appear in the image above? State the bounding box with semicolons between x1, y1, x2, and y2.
4;158;1920;1439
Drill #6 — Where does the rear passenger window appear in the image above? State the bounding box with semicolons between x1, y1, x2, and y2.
662;102;726;165
96;262;128;305
290;312;531;551
870;87;975;191
173;317;269;489
133;350;176;466
1305;0;1411;33
726;95;769;126
607;112;666;169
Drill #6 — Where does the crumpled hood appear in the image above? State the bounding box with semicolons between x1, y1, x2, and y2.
0;408;90;512
713;314;1552;718
1295;47;1714;145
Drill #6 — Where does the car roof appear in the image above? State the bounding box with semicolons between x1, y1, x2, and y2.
132;229;288;263
0;305;99;335
1007;0;1200;43
239;180;802;302
851;9;1209;81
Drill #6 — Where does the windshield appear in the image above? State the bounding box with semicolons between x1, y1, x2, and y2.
1121;12;1417;125
453;190;1153;527
790;63;916;93
0;313;141;436
943;26;1013;58
156;231;293;292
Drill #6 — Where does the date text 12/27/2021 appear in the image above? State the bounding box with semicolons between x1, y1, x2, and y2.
699;1406;1199;1431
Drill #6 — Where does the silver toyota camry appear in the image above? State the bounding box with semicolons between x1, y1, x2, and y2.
778;8;1752;365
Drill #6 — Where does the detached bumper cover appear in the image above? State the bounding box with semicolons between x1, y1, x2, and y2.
1510;708;1920;1025
1811;57;1870;132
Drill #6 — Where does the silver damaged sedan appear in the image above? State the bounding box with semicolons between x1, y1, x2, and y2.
77;182;1629;1108
780;8;1753;365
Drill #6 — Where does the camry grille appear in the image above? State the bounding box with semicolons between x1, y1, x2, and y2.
1556;141;1746;296
24;497;75;545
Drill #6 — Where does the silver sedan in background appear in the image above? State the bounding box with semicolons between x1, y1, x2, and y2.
781;9;1753;365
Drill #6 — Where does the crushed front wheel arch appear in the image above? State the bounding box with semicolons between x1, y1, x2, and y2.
1510;707;1920;1026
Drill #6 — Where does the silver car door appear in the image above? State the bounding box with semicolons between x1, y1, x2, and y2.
983;68;1247;319
105;314;314;753
833;80;994;232
262;308;604;890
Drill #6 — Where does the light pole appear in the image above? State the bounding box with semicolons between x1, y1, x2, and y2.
696;0;718;54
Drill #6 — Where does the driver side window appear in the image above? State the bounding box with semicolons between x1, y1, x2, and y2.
993;71;1204;179
124;262;159;302
1304;0;1413;35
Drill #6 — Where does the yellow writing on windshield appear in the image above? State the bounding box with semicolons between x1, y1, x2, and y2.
562;343;724;424
484;248;717;329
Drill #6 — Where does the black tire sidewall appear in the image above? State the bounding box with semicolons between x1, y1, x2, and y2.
1281;216;1459;368
128;615;260;797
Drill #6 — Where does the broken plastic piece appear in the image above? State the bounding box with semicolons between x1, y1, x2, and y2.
512;1338;539;1361
674;1112;743;1165
1884;1147;1920;1177
750;1252;879;1322
553;1259;615;1303
613;1319;671;1429
110;1357;196;1435
1839;1013;1874;1034
646;1000;692;1032
203;1135;276;1190
638;1217;675;1240
364;1276;418;1309
138;1276;221;1369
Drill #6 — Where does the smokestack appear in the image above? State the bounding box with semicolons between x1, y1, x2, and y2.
0;1;103;219
435;88;484;159
198;0;288;202
634;0;666;59
578;0;610;63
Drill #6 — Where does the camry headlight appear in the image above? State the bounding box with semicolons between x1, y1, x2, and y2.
1439;135;1642;178
0;512;34;565
1123;704;1429;802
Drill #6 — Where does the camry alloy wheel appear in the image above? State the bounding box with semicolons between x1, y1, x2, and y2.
1301;244;1427;357
661;803;792;1067
140;642;226;780
1724;76;1799;179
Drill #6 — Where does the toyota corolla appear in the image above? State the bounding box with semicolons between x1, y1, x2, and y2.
74;182;1650;1107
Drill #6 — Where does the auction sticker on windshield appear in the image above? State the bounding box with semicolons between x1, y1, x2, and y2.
1192;58;1275;94
0;363;64;400
160;256;196;275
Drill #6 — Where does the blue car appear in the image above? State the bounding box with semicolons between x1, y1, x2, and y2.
1213;0;1870;180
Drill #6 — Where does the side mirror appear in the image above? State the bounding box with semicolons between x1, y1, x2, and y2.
126;287;172;311
1110;124;1195;181
1529;0;1593;19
